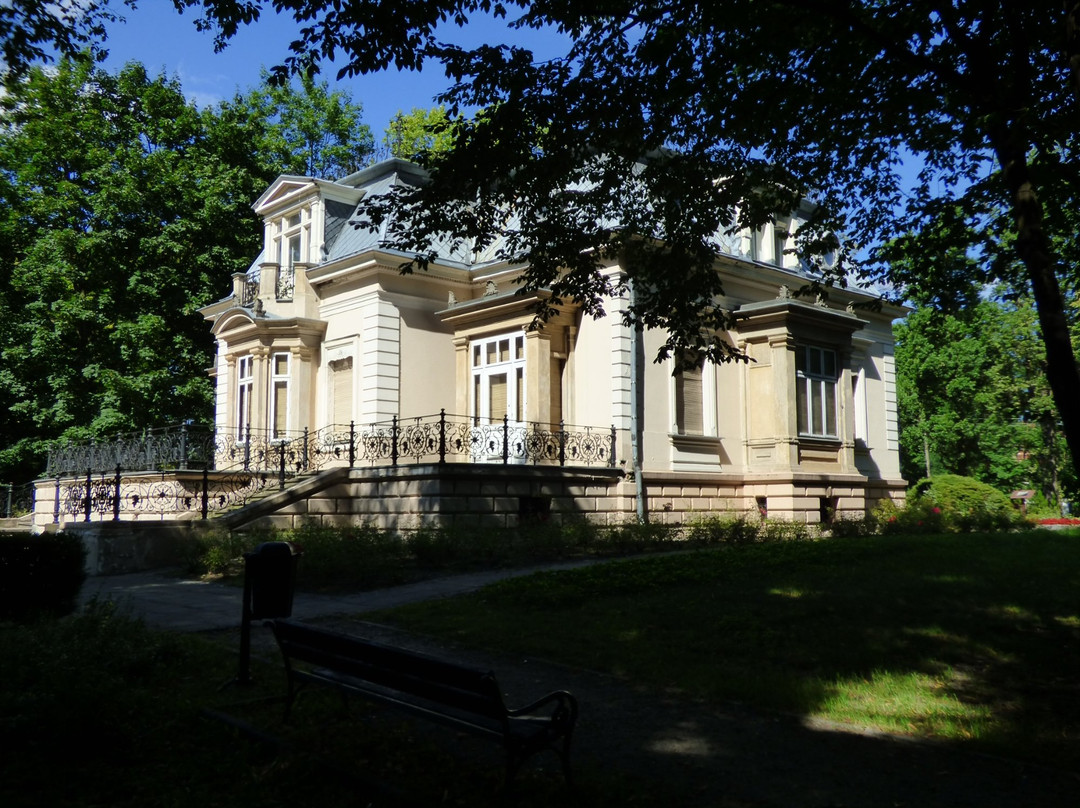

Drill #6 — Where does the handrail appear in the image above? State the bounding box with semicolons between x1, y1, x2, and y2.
44;412;620;477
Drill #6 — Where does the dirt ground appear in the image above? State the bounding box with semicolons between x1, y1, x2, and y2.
228;615;1080;808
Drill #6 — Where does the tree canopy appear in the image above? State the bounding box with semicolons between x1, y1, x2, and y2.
0;58;374;481
160;0;1080;466
894;299;1075;508
5;1;1080;469
383;106;456;162
243;71;374;179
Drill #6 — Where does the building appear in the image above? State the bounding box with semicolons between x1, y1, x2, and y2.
192;157;905;529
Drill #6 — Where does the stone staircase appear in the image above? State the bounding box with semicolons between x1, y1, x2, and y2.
213;466;351;530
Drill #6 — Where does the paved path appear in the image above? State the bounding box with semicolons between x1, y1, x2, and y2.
76;560;600;631
77;564;1080;807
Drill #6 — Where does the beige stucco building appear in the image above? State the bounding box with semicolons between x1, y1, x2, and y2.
189;158;905;529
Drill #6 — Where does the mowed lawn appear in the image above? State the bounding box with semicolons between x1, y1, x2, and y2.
376;531;1080;771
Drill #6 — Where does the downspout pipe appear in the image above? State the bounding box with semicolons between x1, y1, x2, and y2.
628;279;647;523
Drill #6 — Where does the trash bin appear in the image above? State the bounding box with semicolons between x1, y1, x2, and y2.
244;541;302;620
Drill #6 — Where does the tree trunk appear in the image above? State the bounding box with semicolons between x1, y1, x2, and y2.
989;123;1080;475
922;430;931;479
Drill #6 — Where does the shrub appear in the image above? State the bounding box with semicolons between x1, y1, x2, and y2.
912;474;1024;532
600;521;678;553
829;514;878;538
759;518;813;543
284;521;410;589
685;514;760;545
0;531;87;621
184;528;258;576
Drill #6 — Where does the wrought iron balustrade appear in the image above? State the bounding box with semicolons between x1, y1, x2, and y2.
44;413;620;524
46;413;618;477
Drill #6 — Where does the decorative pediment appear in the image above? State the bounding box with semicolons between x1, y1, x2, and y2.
253;176;317;215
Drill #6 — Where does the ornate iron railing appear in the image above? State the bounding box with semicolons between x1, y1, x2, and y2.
2;482;35;518
276;264;295;300
56;468;271;522
42;413;620;523
46;413;618;477
241;274;259;306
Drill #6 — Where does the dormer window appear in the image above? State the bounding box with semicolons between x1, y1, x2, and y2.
274;209;308;301
772;226;789;268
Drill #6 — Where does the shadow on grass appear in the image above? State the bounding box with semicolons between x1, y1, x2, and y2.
375;531;1080;776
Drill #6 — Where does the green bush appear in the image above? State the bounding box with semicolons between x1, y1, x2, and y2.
284;521;410;589
0;531;87;621
685;514;761;545
759;518;813;543
828;513;878;538
184;528;258;576
600;521;678;553
912;474;1024;532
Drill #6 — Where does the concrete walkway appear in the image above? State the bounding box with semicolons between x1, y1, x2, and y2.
76;560;599;631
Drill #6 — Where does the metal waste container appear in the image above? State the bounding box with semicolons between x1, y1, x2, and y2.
244;541;302;620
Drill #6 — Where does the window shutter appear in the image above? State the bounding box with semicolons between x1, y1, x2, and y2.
676;364;704;435
330;358;353;425
489;373;508;423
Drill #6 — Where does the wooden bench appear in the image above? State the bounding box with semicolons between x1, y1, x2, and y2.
269;619;579;784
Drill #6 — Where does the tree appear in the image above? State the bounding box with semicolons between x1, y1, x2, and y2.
0;58;274;481
0;0;128;84
383;106;456;162
168;0;1080;470
894;300;1076;509
242;71;374;179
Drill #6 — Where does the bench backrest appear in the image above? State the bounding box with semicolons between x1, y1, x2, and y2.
271;619;507;721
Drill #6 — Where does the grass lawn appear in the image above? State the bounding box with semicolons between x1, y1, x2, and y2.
374;530;1080;771
3;529;1078;806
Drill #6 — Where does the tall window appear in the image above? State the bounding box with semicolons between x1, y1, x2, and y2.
270;352;290;439
471;333;525;424
796;346;838;438
276;212;303;300
674;354;705;436
236;355;253;441
772;226;788;268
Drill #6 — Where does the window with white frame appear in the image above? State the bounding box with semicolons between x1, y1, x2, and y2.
796;346;838;438
471;333;525;424
270;352;290;439
772;225;789;268
275;211;305;300
236;355;253;441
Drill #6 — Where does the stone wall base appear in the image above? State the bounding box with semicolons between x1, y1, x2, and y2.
232;465;907;532
66;520;208;576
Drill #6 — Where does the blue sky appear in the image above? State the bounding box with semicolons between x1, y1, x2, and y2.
99;3;566;140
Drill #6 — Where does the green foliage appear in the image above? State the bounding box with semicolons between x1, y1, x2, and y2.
288;520;410;589
242;71;374;179
0;59;274;481
174;0;1080;469
0;58;382;482
870;475;1026;534
894;301;1076;508
183;527;257;576
383;105;457;162
0;1;125;84
913;474;1024;532
687;513;775;544
599;520;679;552
0;531;86;620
